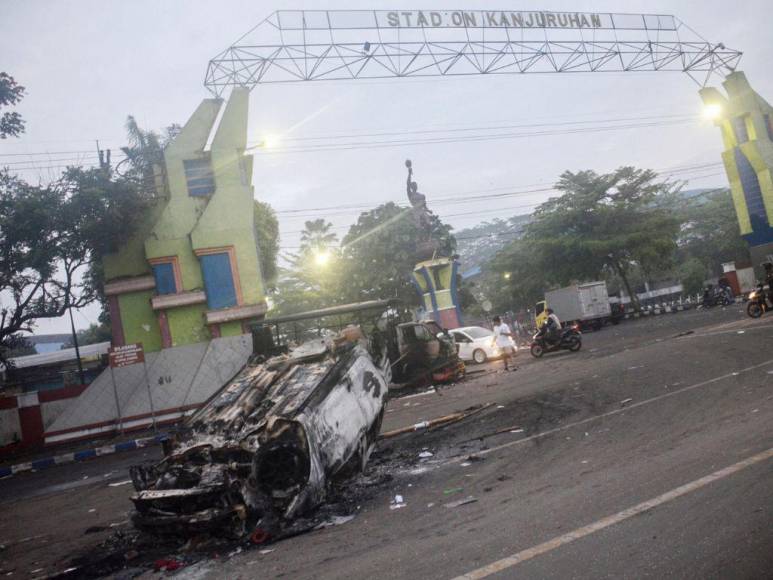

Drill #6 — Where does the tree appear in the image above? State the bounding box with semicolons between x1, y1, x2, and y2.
300;219;338;251
0;168;151;364
272;219;341;315
340;202;456;305
254;201;280;289
678;257;709;296
479;239;545;314
677;189;750;273
524;167;681;310
0;73;25;139
4;336;36;358
67;323;112;347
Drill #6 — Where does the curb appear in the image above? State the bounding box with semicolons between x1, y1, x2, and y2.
0;433;168;479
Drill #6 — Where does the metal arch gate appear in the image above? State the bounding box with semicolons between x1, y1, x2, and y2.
204;9;742;96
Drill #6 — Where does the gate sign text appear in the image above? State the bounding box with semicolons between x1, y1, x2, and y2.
379;11;676;31
109;343;145;368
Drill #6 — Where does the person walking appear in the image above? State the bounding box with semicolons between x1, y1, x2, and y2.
492;316;517;371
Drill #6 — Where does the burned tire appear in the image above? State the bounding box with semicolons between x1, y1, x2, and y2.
472;349;487;364
530;343;544;358
747;302;764;318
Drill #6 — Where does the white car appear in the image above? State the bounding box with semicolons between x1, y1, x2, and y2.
450;326;517;364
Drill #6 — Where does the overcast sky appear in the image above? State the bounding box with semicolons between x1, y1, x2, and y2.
2;0;772;334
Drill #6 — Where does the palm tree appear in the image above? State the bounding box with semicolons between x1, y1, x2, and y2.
300;219;338;252
118;116;165;193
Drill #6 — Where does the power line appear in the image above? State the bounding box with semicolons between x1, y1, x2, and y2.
0;113;698;160
274;161;724;220
276;185;731;251
248;113;698;144
0;155;103;166
0;149;99;158
250;118;698;154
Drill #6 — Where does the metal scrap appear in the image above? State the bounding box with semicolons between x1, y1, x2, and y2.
378;403;494;439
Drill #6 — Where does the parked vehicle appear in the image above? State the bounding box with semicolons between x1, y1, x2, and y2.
535;281;612;330
449;326;516;364
530;323;582;358
394;319;465;383
746;283;771;318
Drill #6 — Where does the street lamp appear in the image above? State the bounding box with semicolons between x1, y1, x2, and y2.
261;134;280;149
314;250;331;267
702;103;722;121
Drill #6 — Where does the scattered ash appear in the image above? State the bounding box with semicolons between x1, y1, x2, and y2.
52;382;597;579
50;445;420;579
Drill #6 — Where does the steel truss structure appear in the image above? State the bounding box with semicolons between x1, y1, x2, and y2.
204;10;742;96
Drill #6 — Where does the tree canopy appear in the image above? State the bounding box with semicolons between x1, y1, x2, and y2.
271;219;343;315
524;167;681;309
270;202;457;315
0;73;25;139
676;188;749;274
341;202;456;305
477;167;685;314
254;200;280;289
0;167;151;363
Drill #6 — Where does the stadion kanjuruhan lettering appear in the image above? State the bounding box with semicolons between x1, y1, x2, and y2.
384;10;605;29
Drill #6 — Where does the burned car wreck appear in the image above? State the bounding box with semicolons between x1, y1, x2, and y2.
130;301;394;539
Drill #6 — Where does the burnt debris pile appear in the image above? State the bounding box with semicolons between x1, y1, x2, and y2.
129;327;389;541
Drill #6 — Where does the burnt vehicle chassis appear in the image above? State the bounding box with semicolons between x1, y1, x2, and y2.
130;301;395;539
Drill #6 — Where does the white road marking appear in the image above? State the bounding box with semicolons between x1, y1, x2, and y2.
452;447;773;580
461;356;773;462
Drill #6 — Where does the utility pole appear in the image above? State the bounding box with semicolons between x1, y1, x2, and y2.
68;305;86;385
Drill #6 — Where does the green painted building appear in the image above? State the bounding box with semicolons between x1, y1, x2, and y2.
103;88;267;351
700;72;773;266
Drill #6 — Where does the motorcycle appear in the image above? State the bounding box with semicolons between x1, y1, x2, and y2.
746;283;771;318
530;323;582;358
701;285;733;308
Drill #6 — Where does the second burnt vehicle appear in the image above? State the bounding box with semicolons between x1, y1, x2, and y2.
129;300;462;539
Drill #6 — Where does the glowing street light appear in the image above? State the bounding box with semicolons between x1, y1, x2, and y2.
702;103;722;121
257;134;280;149
503;272;511;280
314;250;331;267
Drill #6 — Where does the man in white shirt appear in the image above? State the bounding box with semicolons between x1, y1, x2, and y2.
492;316;517;371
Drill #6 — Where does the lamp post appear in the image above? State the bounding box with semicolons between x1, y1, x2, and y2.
68;305;86;385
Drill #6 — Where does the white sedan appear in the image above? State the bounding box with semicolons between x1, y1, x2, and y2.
449;326;517;364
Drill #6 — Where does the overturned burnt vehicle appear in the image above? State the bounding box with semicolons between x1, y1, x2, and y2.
129;300;461;538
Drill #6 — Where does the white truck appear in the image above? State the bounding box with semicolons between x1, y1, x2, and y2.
535;281;613;330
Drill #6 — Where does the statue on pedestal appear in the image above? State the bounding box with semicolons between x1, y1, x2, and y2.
405;159;437;260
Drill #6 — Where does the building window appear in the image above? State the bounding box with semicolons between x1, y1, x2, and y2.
150;258;181;295
183;158;216;197
765;114;773;142
199;251;239;309
731;116;749;144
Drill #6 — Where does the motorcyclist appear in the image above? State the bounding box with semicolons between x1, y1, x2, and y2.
764;262;773;305
717;277;734;303
702;284;714;306
544;308;562;347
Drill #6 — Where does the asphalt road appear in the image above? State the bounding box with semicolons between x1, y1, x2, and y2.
1;306;771;579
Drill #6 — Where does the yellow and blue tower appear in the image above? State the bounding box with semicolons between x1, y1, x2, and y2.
700;72;773;265
412;257;463;329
